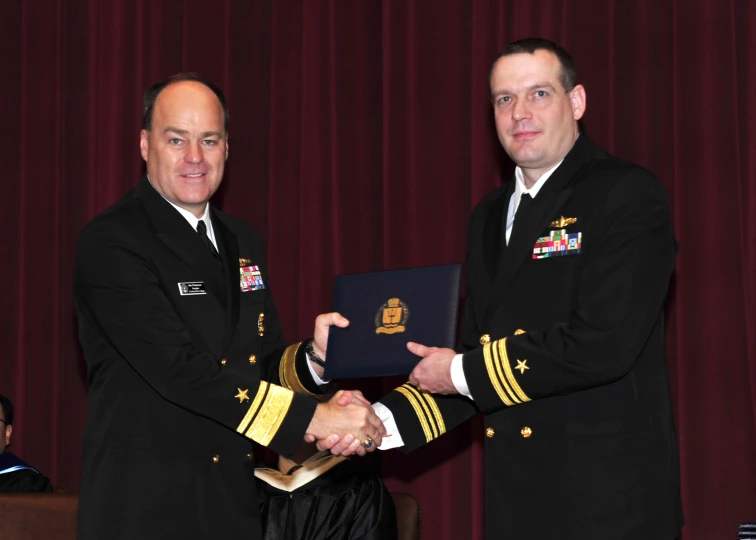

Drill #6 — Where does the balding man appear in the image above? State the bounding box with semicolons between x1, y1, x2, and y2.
74;73;385;539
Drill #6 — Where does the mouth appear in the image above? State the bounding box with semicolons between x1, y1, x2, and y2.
512;131;540;141
180;173;207;179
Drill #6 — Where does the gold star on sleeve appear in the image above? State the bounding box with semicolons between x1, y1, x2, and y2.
482;338;531;407
515;360;529;375
235;388;250;403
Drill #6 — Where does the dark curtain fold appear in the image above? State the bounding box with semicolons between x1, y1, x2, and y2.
1;1;754;538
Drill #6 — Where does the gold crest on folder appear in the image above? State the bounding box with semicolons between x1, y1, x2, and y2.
375;298;409;334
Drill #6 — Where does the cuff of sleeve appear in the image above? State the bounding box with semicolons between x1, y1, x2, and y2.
451;353;474;399
379;384;447;452
305;352;329;385
372;402;404;449
279;342;328;396
235;383;317;457
463;338;532;413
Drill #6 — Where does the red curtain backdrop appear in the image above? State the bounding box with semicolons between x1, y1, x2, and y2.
1;1;755;538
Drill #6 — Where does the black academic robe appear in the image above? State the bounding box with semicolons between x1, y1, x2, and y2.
381;135;683;540
256;457;397;540
74;176;326;539
0;452;53;493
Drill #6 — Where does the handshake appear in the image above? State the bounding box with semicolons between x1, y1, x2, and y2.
301;311;458;457
304;389;385;457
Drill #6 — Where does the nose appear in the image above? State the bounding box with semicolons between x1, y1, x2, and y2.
184;141;204;164
512;98;531;122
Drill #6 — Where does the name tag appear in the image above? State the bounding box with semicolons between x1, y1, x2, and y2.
178;282;207;295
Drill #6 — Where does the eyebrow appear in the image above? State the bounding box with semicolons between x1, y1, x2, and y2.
491;82;558;97
163;127;224;139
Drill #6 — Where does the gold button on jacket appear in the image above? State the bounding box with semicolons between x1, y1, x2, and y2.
220;359;227;366
485;427;495;438
514;329;526;335
520;427;532;438
480;334;491;345
212;454;220;463
248;354;256;365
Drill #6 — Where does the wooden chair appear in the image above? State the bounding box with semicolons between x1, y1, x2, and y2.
391;491;422;540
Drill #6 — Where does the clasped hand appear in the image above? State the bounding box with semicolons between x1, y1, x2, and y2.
306;342;458;456
305;390;386;456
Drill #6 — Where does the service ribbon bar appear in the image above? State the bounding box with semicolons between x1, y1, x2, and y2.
533;229;582;259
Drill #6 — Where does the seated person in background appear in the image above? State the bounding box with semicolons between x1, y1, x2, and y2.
0;394;53;493
255;394;397;540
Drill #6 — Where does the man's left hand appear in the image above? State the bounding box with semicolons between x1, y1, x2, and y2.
312;312;349;359
407;342;458;394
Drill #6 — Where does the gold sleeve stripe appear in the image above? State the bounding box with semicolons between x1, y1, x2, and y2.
498;339;530;403
395;386;433;443
403;384;446;436
492;340;522;405
237;382;270;435
243;384;294;447
400;384;439;439
483;342;516;406
279;342;314;396
402;383;439;439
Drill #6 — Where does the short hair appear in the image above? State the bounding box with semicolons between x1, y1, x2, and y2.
0;394;13;425
142;72;230;133
491;37;578;92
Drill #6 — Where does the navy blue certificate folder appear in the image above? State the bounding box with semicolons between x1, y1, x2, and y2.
324;264;462;379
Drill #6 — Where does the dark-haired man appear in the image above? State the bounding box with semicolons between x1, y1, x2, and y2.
74;73;385;539
328;38;683;540
0;394;53;493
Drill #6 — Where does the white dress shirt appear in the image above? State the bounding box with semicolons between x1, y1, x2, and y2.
150;177;219;251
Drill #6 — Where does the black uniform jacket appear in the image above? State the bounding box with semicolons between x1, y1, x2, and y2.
381;136;683;540
74;177;325;539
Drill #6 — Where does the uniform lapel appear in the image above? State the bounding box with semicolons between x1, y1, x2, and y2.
484;135;600;321
136;176;227;306
212;210;240;351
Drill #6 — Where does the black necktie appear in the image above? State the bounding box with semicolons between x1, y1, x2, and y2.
508;193;533;245
196;219;221;265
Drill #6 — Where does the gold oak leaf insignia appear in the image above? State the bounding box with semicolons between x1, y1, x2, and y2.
235;388;250;403
515;360;529;375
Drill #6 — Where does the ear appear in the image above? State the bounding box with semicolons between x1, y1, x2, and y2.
225;136;229;161
140;130;150;162
5;424;12;446
570;84;586;121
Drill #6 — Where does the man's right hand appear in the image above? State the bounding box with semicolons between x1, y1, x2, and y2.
305;390;386;457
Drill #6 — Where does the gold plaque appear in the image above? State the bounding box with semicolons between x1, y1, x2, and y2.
375;298;409;335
